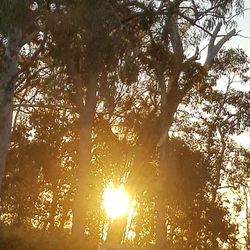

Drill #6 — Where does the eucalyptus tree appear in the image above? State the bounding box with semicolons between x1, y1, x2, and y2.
113;0;247;247
103;49;249;248
46;1;137;245
0;1;51;191
168;47;250;249
0;0;136;244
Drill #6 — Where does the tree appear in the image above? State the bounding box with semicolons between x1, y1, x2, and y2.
116;0;245;247
39;0;147;245
0;0;49;191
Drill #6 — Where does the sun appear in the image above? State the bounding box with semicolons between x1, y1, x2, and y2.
102;185;130;220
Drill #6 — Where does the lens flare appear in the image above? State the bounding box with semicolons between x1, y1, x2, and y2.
103;185;130;219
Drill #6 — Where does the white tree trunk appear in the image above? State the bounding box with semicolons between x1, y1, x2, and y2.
0;29;21;191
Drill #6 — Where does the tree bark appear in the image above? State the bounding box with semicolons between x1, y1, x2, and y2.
155;68;183;248
71;71;98;245
0;29;21;192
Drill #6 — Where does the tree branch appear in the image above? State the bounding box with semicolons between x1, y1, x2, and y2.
205;24;236;67
7;31;48;85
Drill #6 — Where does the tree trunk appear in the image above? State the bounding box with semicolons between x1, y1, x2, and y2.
71;71;98;246
155;72;181;248
106;218;127;244
152;19;235;248
0;29;21;192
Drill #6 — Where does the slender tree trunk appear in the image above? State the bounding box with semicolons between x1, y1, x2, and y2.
155;71;167;248
155;72;181;248
245;187;250;250
106;218;127;244
0;29;21;192
71;71;98;245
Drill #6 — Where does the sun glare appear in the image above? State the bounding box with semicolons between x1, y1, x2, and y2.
103;185;130;219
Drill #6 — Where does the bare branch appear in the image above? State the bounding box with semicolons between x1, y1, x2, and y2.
21;30;40;47
205;23;236;68
13;103;72;110
185;46;199;64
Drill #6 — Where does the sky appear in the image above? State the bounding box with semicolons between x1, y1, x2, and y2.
225;3;250;245
226;2;250;149
227;1;250;56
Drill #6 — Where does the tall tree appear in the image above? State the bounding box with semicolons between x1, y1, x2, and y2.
119;0;245;247
0;0;48;191
47;1;133;245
